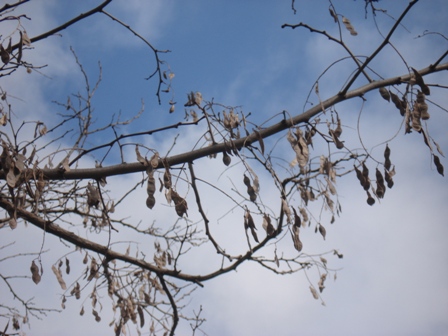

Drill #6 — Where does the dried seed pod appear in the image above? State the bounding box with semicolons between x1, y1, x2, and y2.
171;190;188;217
52;264;67;290
333;116;342;137
30;260;41;285
384;144;391;171
222;151;231;166
0;45;10;64
411;68;430;95
243;174;251;187
433;155;444;176
362;162;370;190
262;213;275;236
384;169;394;188
354;165;365;187
416;91;430;120
146;195;156;209
146;173;156;197
366;190;375;206
329;8;338;22
375;168;385;198
390;91;405;116
329;129;344;149
342;17;357;36
379;87;390;102
86;183;100;208
318;224;326;240
291;225;302;252
309;286;319;300
244;209;259;243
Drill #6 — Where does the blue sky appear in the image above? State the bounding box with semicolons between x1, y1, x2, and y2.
1;1;448;335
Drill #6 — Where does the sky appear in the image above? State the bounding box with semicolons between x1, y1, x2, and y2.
1;1;448;336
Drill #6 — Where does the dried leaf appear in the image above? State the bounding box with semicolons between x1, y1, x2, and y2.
30;261;41;285
52;264;67;290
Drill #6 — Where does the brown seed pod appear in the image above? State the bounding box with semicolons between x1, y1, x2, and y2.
222;151;231;166
379;87;390;102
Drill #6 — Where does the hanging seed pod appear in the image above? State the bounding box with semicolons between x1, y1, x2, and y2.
171;190;188;217
354;165;364;186
411;68;430;95
384;169;394;188
342;17;358;36
384;144;391;171
318;224;327;240
379;87;390;102
375;168;385;198
329;8;338;22
262;213;275;236
416;91;430;120
390;91;405;116
362;162;370;190
0;45;10;64
291;225;302;252
86;183;100;208
243;174;251;187
222;151;231;166
366;190;375;206
433;155;444;176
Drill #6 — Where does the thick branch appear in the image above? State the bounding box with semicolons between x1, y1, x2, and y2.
4;62;445;181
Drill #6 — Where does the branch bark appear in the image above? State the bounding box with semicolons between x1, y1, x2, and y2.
2;62;444;182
